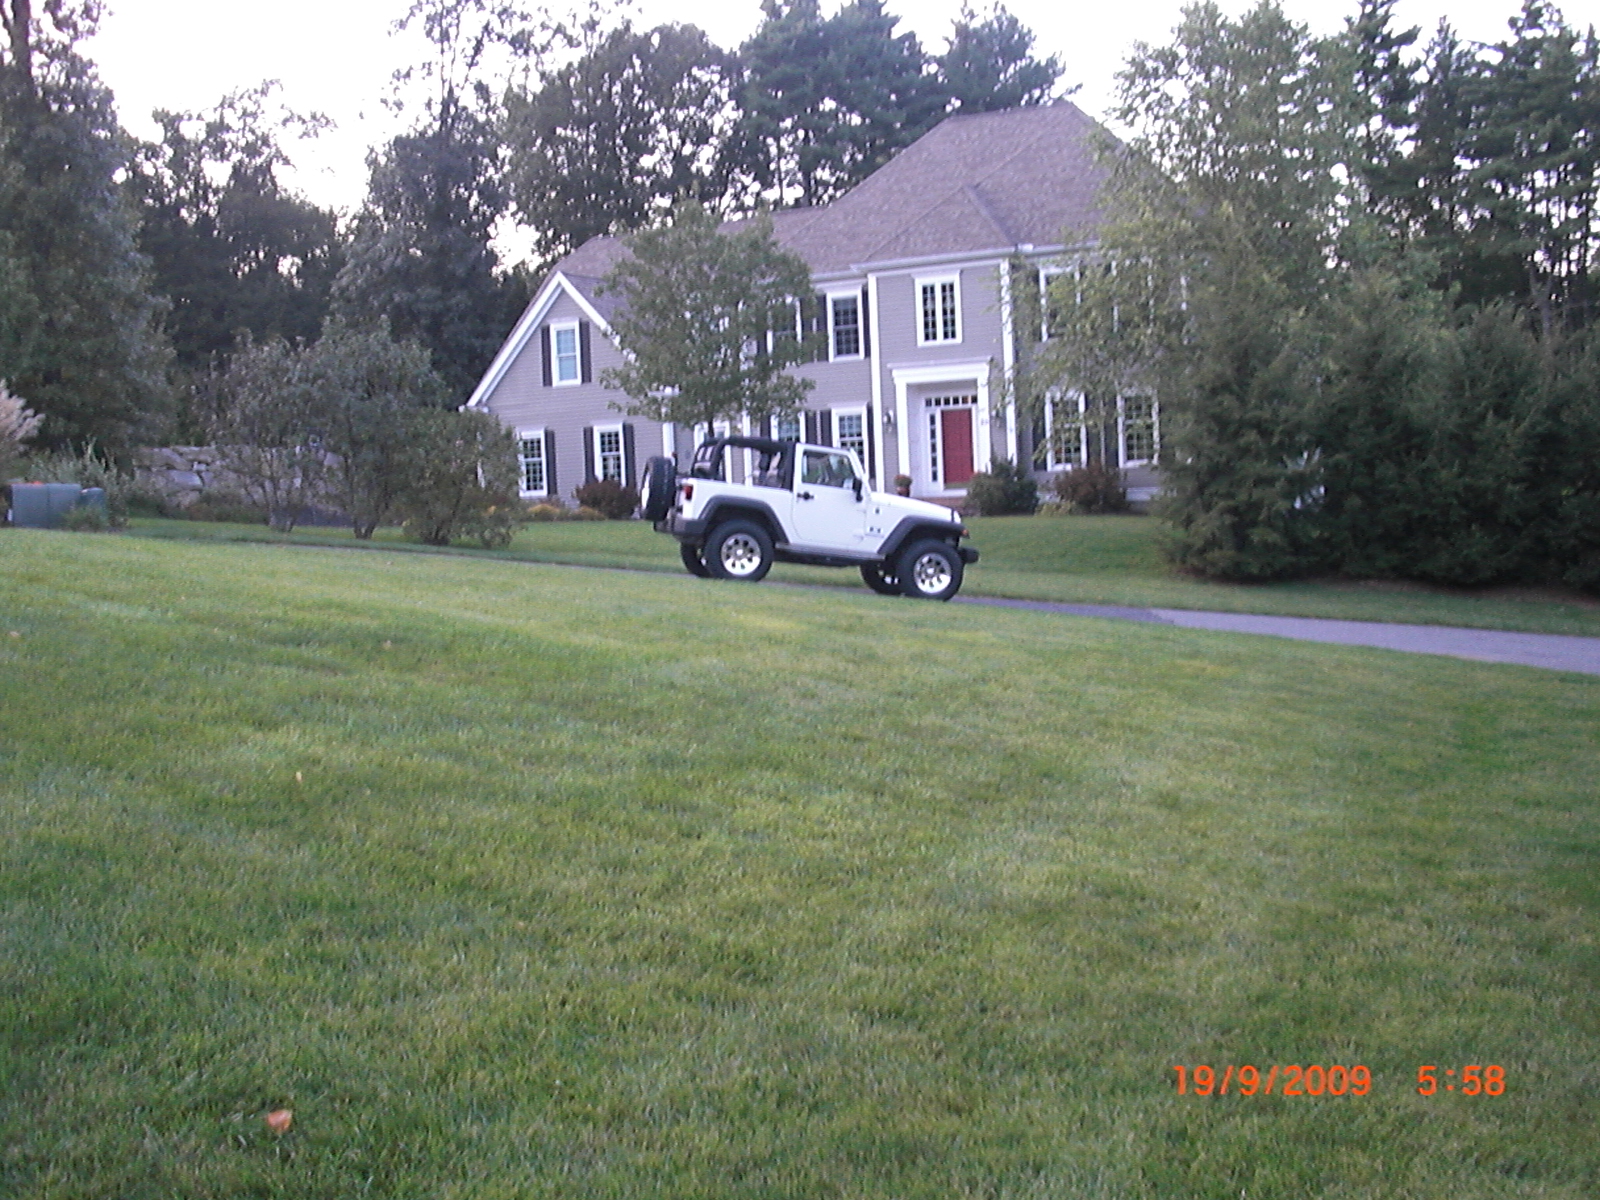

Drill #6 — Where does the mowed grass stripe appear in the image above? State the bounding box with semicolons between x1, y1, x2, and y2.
1;531;1596;1199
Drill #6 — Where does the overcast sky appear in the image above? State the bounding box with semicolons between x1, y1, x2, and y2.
86;0;1541;223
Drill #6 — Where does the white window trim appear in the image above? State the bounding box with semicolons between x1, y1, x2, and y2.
827;289;864;361
592;422;624;483
550;319;581;387
517;427;549;498
831;406;868;466
1119;396;1159;468
1042;391;1086;472
915;274;962;346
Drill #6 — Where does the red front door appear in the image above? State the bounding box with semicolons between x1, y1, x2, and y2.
940;407;975;485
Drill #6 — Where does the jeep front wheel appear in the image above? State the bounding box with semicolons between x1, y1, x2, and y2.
705;520;774;582
898;539;963;600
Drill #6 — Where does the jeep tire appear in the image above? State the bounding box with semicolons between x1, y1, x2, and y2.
705;520;774;582
680;541;712;577
897;539;963;601
639;455;677;522
860;562;900;595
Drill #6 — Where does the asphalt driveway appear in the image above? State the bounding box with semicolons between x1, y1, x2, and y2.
957;597;1600;677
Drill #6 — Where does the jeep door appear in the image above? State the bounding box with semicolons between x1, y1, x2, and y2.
790;447;867;552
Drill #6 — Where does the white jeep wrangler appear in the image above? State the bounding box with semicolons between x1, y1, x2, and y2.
639;435;979;600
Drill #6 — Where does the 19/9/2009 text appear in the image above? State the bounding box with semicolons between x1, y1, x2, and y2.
1172;1065;1371;1096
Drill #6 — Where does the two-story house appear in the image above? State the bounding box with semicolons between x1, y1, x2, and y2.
465;101;1159;506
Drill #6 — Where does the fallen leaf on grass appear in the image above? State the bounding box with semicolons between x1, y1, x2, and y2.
294;771;303;784
266;1109;293;1135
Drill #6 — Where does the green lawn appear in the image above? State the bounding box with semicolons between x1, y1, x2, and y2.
3;531;1596;1198
127;512;1600;637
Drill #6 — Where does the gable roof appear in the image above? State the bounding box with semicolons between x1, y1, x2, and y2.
553;100;1109;285
775;100;1109;273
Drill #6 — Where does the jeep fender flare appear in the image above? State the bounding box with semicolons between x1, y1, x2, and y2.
877;516;963;563
692;497;786;546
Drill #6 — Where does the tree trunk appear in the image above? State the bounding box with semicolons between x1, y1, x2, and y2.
4;0;33;94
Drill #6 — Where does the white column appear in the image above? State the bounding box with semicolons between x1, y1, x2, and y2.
999;264;1018;463
975;370;992;470
895;374;911;488
867;273;886;487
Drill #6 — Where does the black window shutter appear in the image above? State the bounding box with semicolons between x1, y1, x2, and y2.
865;408;876;483
622;423;636;488
540;326;552;387
859;286;871;355
810;294;827;362
582;426;595;483
579;322;592;383
544;430;557;498
759;416;771;439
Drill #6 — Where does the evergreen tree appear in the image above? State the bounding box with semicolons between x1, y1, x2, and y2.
504;22;738;262
0;0;170;453
1461;1;1599;332
332;0;536;401
1155;257;1321;582
735;0;944;207
1311;265;1446;577
938;3;1063;114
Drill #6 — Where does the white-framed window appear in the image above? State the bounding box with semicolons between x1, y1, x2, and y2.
916;275;961;345
828;291;862;359
551;320;580;385
1121;396;1158;466
1038;266;1074;341
773;413;801;441
1043;392;1085;470
832;407;867;464
593;424;624;482
518;428;549;496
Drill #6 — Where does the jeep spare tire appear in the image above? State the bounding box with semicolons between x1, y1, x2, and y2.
639;455;677;521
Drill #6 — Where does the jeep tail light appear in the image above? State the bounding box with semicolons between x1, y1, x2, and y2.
681;483;694;501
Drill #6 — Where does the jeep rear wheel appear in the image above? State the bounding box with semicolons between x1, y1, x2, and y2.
705;520;774;582
680;541;711;577
898;539;963;601
860;562;900;595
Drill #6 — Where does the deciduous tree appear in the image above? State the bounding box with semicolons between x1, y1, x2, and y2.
600;200;815;429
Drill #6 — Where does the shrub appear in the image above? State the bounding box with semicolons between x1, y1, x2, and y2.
964;458;1038;516
60;503;108;532
525;502;565;522
1051;463;1129;514
573;477;639;519
397;410;524;547
572;506;606;521
0;384;43;485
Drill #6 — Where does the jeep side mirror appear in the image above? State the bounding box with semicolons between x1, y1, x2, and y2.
852;478;863;501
